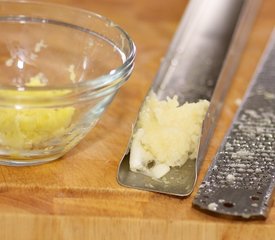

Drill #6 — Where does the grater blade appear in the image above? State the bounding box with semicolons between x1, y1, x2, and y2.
193;31;275;219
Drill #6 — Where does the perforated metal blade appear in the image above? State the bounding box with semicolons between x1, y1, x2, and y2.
193;31;275;219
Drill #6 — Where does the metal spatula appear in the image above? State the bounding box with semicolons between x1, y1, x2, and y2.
117;0;261;196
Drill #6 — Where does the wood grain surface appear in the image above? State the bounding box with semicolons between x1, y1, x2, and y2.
0;0;275;239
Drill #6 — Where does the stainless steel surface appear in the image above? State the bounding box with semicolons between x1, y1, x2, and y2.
117;0;260;196
193;31;275;219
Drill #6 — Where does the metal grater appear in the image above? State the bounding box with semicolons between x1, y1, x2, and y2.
193;31;275;219
117;0;261;197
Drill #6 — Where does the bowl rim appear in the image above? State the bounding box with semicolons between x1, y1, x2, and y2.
0;0;136;92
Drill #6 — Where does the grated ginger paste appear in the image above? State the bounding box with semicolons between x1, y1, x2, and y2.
0;74;75;150
129;93;209;179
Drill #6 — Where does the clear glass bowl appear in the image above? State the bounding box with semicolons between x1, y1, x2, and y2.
0;1;136;166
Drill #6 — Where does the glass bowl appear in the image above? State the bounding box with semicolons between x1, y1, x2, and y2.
0;1;136;166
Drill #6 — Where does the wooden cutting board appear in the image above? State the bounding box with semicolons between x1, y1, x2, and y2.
0;0;275;239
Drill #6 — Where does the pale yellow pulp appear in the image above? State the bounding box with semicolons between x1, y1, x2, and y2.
0;74;75;150
129;93;209;179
